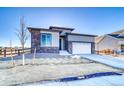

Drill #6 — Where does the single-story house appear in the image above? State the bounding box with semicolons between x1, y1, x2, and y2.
95;29;124;53
28;26;97;54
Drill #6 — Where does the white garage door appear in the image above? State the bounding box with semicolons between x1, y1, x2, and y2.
72;42;91;54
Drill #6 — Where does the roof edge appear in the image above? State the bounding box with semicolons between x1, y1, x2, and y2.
27;27;62;32
67;33;97;37
49;26;74;31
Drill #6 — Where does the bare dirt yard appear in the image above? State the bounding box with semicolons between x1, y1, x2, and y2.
0;57;123;86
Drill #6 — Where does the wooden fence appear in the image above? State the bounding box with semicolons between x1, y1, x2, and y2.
96;49;114;55
0;48;32;57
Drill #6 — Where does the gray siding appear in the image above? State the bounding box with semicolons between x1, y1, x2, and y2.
96;35;119;51
67;34;95;42
119;38;124;44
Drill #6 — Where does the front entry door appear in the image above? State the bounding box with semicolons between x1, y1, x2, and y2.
59;37;65;50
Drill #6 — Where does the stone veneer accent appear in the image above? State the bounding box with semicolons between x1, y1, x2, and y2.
31;31;41;48
36;47;59;53
31;30;59;53
67;41;95;54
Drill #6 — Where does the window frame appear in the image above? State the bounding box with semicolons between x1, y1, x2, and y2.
41;33;52;47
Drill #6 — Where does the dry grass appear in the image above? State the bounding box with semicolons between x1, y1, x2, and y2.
0;57;122;86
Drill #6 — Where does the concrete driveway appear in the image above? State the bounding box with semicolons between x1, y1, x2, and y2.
81;54;124;70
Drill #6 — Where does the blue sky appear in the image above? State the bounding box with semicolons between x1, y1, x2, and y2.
1;7;124;47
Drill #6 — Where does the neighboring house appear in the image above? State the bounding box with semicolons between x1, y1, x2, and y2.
95;29;124;53
28;26;96;54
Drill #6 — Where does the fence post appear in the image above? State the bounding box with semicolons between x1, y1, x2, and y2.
4;49;6;57
11;48;12;55
22;54;25;66
15;49;16;54
32;48;36;64
18;50;20;56
0;49;2;55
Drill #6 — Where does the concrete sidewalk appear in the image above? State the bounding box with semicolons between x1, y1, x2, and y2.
21;74;124;86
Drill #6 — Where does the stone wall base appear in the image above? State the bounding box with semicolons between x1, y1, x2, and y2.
32;47;59;53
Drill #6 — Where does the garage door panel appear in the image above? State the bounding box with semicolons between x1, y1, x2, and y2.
72;43;91;54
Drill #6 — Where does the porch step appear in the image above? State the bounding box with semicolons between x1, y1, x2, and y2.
59;50;71;56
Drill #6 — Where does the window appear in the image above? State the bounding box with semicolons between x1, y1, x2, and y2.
41;33;52;46
121;44;124;52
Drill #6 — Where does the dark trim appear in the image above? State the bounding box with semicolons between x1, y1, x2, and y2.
115;36;124;38
69;41;95;43
67;33;97;37
27;27;61;32
108;34;124;39
49;26;74;31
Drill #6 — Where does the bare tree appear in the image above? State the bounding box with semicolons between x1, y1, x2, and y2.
16;16;28;53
